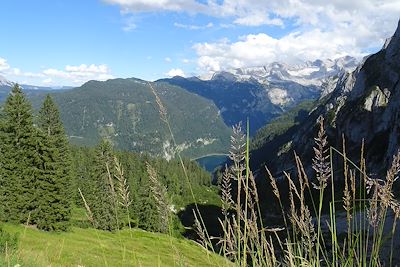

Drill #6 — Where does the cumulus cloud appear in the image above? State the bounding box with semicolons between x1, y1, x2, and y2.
164;57;172;63
0;57;114;86
42;64;113;83
165;68;185;77
194;1;400;73
193;28;367;72
105;0;400;74
193;15;400;73
104;0;400;28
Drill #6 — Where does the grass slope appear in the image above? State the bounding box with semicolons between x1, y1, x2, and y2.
2;224;231;267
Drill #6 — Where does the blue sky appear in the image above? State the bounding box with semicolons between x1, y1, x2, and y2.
0;0;399;86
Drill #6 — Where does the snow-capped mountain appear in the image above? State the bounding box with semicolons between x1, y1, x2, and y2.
205;56;359;106
159;56;359;136
218;56;358;87
0;75;13;87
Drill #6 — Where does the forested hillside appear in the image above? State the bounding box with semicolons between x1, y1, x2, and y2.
29;78;232;159
0;85;220;235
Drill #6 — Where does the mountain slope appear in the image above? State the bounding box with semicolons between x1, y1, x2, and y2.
30;78;232;159
252;20;400;175
159;76;282;135
160;57;357;135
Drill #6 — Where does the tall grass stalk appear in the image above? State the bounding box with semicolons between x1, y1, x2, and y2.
144;81;400;266
148;82;215;252
215;115;399;266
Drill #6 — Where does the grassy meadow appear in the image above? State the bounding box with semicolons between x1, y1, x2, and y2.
1;223;232;267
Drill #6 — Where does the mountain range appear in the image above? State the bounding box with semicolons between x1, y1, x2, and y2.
159;56;357;135
0;56;361;161
251;20;400;177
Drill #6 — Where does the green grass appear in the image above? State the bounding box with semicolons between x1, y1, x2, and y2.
2;223;231;267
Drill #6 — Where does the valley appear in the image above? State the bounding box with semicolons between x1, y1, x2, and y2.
0;2;399;266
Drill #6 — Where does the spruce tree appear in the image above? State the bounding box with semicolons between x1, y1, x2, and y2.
0;84;38;223
87;140;118;230
136;177;160;232
36;95;72;231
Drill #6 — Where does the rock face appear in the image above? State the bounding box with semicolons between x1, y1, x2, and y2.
334;19;400;171
253;20;400;175
160;57;357;135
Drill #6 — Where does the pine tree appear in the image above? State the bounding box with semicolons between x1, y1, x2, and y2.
36;95;72;231
0;84;39;223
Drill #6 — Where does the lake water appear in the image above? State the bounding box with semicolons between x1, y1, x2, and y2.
195;155;229;173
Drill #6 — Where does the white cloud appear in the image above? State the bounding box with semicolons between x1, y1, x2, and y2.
233;13;283;26
65;64;109;74
164;57;172;63
42;64;113;83
43;78;53;84
105;0;400;28
182;59;190;64
43;68;70;78
165;68;185;77
0;57;114;86
106;0;400;75
193;29;368;73
24;72;45;78
0;57;10;72
11;68;21;75
174;22;214;30
104;0;208;13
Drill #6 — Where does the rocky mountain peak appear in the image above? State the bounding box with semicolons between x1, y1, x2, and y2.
384;19;400;64
0;75;13;87
211;71;238;82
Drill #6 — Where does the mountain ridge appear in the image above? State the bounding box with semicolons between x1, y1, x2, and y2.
251;20;400;176
160;56;357;135
28;77;232;160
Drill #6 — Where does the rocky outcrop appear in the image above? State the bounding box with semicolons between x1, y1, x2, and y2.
253;20;400;176
363;86;390;112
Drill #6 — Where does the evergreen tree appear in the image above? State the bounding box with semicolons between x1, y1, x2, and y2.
0;84;39;223
135;178;160;232
87;140;118;231
36;95;72;231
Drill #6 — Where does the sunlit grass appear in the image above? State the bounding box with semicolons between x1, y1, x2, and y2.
2;223;232;267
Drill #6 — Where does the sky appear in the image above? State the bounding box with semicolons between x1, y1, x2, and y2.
0;0;399;87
